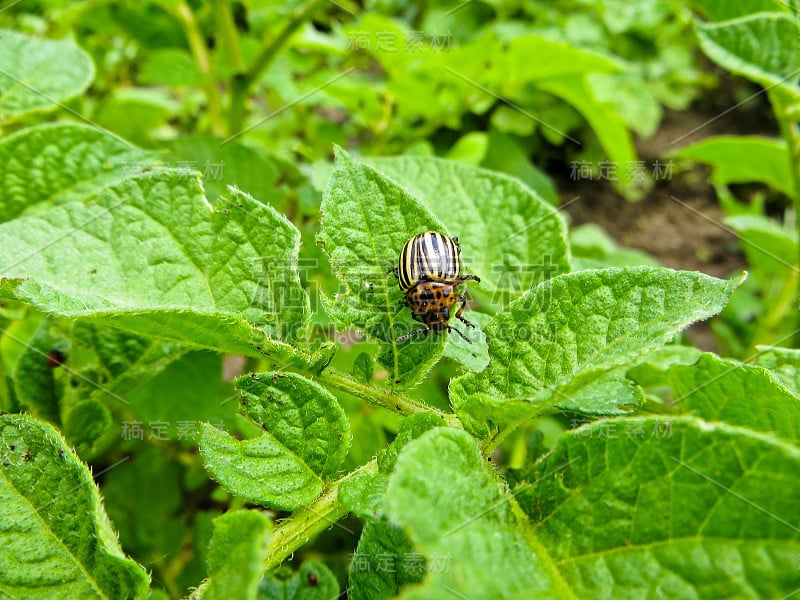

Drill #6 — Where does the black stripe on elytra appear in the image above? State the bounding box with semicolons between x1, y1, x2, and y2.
428;232;442;278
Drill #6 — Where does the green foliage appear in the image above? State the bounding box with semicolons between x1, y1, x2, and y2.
385;427;568;598
199;423;323;510
755;346;800;393
451;267;739;431
319;148;451;387
694;13;800;92
365;155;571;300
0;414;149;599
0;170;312;359
236;372;351;477
672;136;794;198
200;511;271;600
0;123;155;222
259;560;340;599
0;4;798;599
0;29;94;122
678;7;800;354
521;417;800;598
669;353;800;440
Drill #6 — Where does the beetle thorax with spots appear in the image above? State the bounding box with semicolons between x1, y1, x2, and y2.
406;280;460;331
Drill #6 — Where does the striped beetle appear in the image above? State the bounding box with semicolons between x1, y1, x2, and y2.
390;231;480;343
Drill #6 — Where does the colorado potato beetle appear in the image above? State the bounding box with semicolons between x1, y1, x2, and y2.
390;231;480;343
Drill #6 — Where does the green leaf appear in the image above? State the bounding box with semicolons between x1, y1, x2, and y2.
725;214;798;277
445;131;488;165
203;511;271;600
166;136;283;206
340;413;445;520
258;560;339;599
199;423;323;510
694;13;800;95
569;223;659;270
538;76;637;185
755;345;800;393
126;351;235;441
0;413;149;599
235;372;351;477
385;428;567;598
555;372;644;416
626;344;704;388
318;147;446;388
0;29;94;122
62;398;115;459
673;135;794;198
352;351;374;383
0;171;311;359
690;0;789;21
502;34;622;80
451;267;739;430
670;353;800;441
366;155;571;301
0;123;155;223
72;322;187;407
94;89;179;146
519;417;800;598
101;448;186;567
348;521;423;600
590;72;663;138
480;128;559;205
11;318;65;423
338;471;389;520
138;49;205;87
442;310;491;373
378;412;446;474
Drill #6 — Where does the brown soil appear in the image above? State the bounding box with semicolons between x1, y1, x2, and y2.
552;102;774;350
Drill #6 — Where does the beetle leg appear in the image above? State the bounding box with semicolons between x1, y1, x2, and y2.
387;266;399;278
459;274;480;284
454;295;476;329
447;325;473;344
396;327;430;343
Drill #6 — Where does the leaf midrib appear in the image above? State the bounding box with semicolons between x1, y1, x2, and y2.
0;468;108;599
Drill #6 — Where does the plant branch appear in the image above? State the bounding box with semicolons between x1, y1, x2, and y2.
214;0;244;73
175;1;225;136
228;0;325;133
245;0;324;87
264;459;377;571
318;367;462;428
769;88;800;343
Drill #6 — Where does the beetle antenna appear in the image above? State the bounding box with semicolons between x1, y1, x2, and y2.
396;328;429;343
448;325;473;344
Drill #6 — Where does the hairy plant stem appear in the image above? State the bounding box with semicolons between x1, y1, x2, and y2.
264;459;378;571
0;345;7;412
214;0;244;72
213;0;247;135
228;0;325;133
175;2;225;136
318;367;461;428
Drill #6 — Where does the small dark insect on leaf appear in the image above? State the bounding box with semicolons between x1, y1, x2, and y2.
47;349;66;368
307;573;318;586
21;451;30;461
9;445;15;451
